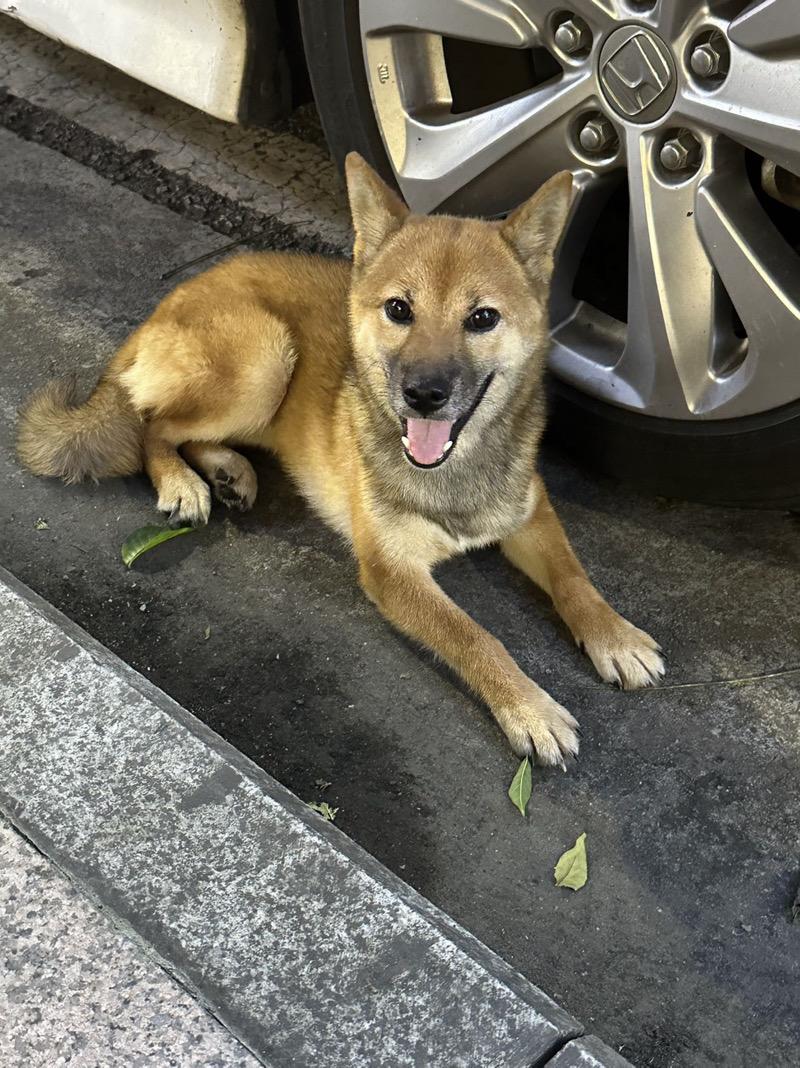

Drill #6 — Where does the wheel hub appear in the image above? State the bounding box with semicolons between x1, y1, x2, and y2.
598;26;676;124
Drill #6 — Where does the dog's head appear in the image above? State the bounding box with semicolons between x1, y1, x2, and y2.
345;153;572;470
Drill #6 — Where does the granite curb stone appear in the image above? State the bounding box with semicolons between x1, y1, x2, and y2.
0;567;583;1068
548;1036;635;1067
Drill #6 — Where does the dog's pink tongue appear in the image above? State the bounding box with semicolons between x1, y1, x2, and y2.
406;419;454;466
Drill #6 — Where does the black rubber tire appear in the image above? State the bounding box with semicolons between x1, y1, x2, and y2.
297;0;396;182
298;0;800;509
546;381;800;509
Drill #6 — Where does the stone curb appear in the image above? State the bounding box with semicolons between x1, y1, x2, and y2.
549;1035;635;1067
0;567;617;1067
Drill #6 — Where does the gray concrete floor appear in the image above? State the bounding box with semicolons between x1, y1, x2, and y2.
1;23;799;1068
0;817;260;1068
0;17;350;247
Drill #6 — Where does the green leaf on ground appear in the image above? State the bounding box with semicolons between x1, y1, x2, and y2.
204;627;211;640
35;518;49;530
121;524;193;567
554;832;588;890
508;756;532;816
307;801;338;821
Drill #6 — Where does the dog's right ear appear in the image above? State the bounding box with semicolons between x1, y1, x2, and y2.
500;171;573;286
345;153;409;266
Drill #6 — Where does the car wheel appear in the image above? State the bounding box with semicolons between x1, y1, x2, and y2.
299;0;800;508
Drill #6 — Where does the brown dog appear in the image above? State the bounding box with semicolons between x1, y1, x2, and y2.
17;154;663;766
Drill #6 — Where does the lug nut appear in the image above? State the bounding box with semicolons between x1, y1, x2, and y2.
579;116;616;154
660;131;702;173
555;17;590;55
690;42;722;77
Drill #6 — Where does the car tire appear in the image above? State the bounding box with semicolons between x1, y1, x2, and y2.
298;0;800;509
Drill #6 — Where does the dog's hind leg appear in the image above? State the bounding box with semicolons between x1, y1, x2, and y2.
144;422;211;526
181;442;257;511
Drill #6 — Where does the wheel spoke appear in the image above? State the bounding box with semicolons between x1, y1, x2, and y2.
360;0;540;48
615;129;719;416
728;0;800;56
360;0;620;45
392;71;595;212
654;0;702;38
678;53;800;178
549;0;621;29
695;173;800;413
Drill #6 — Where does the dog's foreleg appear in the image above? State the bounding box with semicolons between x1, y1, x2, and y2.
356;544;579;765
502;477;664;689
144;422;211;526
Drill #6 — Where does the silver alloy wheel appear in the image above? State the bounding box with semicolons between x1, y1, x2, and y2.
360;0;800;421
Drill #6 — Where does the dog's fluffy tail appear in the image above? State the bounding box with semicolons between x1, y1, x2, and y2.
17;375;143;484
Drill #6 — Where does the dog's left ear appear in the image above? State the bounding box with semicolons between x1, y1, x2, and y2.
499;171;573;285
345;152;409;266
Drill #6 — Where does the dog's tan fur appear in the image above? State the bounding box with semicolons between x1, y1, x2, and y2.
17;154;663;765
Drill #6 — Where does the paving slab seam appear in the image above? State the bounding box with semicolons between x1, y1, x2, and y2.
3;812;245;1036
0;566;624;1068
0;88;347;262
1;814;263;1068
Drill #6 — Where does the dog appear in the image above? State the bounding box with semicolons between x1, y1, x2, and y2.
17;153;664;766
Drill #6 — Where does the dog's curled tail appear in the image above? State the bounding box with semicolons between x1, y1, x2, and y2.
16;375;143;484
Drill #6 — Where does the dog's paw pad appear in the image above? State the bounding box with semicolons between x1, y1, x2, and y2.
211;464;257;511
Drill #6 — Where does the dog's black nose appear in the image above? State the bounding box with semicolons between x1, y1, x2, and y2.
402;375;452;415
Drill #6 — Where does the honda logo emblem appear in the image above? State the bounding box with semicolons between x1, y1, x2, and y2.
599;27;676;124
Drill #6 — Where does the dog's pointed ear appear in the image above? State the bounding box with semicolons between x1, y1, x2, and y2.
345;152;409;266
499;171;573;285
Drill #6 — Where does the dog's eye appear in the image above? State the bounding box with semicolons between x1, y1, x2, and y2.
465;308;501;332
385;298;413;324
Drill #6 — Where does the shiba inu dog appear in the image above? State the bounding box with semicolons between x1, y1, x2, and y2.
17;154;664;766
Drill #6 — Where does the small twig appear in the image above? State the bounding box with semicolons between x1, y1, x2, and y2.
651;666;800;692
576;665;800;693
160;234;255;281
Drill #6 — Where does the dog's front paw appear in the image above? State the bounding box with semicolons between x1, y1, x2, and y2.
497;688;580;767
157;471;211;527
575;606;664;690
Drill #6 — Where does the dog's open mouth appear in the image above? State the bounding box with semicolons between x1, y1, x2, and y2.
401;373;494;469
